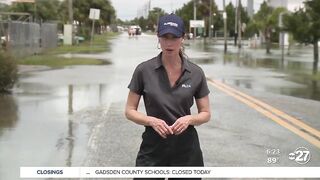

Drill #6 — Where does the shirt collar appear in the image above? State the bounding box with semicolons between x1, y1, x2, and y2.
154;52;191;72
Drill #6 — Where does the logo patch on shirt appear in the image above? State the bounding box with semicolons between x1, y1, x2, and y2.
181;84;191;88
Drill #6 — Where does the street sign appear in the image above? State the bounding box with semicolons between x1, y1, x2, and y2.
190;20;205;28
223;12;227;19
89;8;100;20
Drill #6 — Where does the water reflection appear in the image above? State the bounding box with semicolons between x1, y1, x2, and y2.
0;83;111;179
190;58;214;64
0;95;18;133
234;79;253;89
229;47;315;74
67;85;74;167
311;81;319;100
186;41;320;101
68;85;73;114
224;52;283;69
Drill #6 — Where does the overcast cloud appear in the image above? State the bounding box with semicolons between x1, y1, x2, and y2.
0;0;305;21
110;0;265;20
111;0;306;20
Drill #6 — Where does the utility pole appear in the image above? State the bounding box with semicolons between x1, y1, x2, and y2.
68;0;74;45
193;0;197;38
209;0;212;39
279;12;285;67
34;2;37;22
223;0;227;53
234;0;238;46
238;0;242;49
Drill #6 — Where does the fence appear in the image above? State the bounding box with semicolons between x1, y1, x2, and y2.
0;21;57;58
41;23;57;49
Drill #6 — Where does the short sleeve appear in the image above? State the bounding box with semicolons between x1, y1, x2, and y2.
128;65;144;95
194;69;210;99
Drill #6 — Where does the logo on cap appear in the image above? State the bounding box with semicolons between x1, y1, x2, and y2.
164;22;178;27
158;14;184;37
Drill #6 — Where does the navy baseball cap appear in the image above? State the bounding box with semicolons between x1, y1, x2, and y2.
157;13;185;38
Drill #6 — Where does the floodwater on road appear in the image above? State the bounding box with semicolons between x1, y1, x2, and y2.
186;39;320;101
0;33;319;179
0;82;113;179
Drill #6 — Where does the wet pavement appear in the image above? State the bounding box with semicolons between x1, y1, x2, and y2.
187;39;320;101
0;33;319;179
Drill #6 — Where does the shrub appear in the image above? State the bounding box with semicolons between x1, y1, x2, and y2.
0;51;17;93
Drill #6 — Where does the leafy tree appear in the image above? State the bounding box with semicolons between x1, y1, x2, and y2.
244;20;259;38
225;1;250;44
284;0;320;74
0;3;9;12
176;1;194;33
8;2;34;20
73;0;115;26
35;0;61;21
252;2;285;54
9;0;61;22
226;2;236;36
252;1;273;53
270;7;287;42
0;51;17;93
129;7;165;32
59;0;115;37
147;7;166;32
137;16;148;31
176;0;220;35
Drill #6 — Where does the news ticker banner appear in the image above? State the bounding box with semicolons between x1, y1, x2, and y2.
20;167;320;178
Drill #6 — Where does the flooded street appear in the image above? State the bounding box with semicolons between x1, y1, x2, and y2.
0;81;114;179
0;33;161;179
187;40;320;101
0;33;319;179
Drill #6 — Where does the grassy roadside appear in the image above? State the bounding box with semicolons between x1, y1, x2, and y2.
18;56;108;68
18;32;119;68
50;32;119;54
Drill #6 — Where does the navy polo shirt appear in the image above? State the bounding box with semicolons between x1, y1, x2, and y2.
128;52;210;126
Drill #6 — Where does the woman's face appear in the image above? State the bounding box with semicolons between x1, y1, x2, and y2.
158;33;183;56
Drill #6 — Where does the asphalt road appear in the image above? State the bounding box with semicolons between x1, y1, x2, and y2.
1;32;319;180
82;33;320;167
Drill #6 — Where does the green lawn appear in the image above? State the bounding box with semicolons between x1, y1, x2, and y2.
50;32;119;54
19;55;108;68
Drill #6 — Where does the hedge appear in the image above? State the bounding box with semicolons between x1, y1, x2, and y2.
0;51;17;93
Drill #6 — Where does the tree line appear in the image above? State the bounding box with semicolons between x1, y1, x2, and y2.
0;0;117;92
0;0;319;75
128;0;319;74
0;0;116;39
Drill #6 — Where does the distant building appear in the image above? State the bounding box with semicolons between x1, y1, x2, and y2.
137;0;150;18
267;0;288;9
247;0;254;18
267;0;304;12
287;0;305;11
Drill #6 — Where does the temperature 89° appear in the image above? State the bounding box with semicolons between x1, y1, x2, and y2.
267;157;280;164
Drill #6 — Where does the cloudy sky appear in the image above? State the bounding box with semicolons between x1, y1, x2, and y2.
0;0;305;21
111;0;305;20
110;0;263;20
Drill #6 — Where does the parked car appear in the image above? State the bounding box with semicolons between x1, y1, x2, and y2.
57;33;85;44
128;25;141;36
